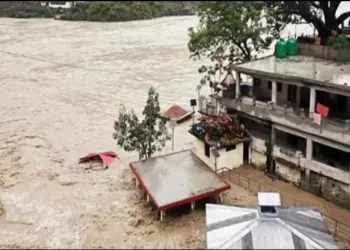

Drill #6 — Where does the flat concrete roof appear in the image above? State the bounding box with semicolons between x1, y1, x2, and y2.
232;55;350;92
129;150;231;210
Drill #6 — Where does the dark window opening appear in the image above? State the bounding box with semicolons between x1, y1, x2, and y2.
287;85;297;104
253;78;261;87
316;90;350;120
204;143;210;157
277;82;282;92
313;142;350;172
242;117;270;141
275;129;306;156
267;81;282;92
338;95;348;112
226;144;236;152
260;206;277;214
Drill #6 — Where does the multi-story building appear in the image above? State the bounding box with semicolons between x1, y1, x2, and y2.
216;44;350;208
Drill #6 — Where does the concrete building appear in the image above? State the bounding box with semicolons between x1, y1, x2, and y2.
189;113;251;172
193;137;245;172
206;192;339;249
216;46;350;208
41;1;75;9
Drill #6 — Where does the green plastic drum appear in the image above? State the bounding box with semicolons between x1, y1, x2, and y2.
287;38;298;56
275;39;287;58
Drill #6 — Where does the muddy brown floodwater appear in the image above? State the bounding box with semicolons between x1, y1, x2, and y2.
0;16;259;248
2;11;349;248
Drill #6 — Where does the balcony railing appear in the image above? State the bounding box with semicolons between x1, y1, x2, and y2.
218;95;350;145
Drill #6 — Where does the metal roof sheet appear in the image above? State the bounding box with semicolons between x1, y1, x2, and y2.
206;204;338;249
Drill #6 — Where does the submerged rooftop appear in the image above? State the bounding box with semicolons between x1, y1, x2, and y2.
232;55;350;91
129;150;230;210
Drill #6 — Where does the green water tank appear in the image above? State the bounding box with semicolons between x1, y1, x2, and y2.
287;38;298;56
275;39;287;58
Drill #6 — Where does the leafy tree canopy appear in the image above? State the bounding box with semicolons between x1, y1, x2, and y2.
265;1;350;44
188;1;280;87
188;1;350;88
113;87;170;160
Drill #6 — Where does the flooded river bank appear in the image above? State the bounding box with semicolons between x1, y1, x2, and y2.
0;16;213;248
0;11;346;248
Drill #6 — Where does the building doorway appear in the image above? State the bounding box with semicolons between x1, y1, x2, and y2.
243;141;250;164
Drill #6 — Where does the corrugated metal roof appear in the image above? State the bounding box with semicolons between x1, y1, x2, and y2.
206;204;338;249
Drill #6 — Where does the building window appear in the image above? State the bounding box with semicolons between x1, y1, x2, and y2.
204;143;210;157
253;78;261;87
226;145;236;152
277;82;282;92
268;81;282;92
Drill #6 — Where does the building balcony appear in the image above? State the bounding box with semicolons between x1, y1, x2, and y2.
219;96;350;145
271;145;350;185
272;145;303;168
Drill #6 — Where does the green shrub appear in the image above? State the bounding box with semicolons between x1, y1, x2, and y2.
9;4;55;18
328;34;350;49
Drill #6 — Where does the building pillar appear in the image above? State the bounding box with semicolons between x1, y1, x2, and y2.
296;86;301;106
267;126;276;174
271;81;277;104
235;71;241;99
160;210;165;221
309;87;316;117
304;138;313;189
306;138;313;161
191;202;196;211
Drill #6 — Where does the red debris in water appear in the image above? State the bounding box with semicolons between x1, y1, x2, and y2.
79;151;119;169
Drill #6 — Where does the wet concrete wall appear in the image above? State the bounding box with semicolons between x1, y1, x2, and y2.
249;137;267;170
193;138;244;171
249;137;350;208
309;171;350;209
275;162;301;186
298;43;350;62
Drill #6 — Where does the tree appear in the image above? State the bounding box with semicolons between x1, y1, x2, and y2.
266;1;350;45
113;87;170;160
188;1;280;88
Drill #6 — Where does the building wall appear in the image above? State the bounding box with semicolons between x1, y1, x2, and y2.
309;171;350;208
193;138;244;171
48;1;72;8
247;129;350;208
251;150;266;171
249;136;267;170
222;98;350;145
194;138;214;169
275;162;301;185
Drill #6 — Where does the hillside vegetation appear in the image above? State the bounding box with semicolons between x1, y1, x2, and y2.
0;1;197;21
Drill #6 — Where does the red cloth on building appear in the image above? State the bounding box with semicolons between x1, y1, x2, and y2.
316;103;329;116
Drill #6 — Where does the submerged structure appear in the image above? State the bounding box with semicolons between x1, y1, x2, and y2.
129;150;231;220
162;104;194;123
206;192;338;249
